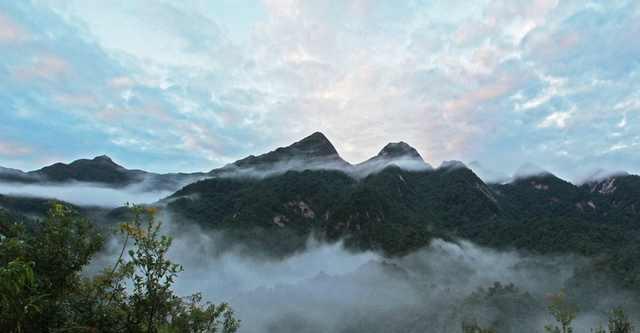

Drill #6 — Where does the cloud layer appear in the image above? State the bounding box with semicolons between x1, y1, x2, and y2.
0;1;639;179
91;219;640;333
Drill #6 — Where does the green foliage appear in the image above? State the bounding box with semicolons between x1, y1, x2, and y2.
0;203;103;331
544;291;578;333
0;259;40;333
165;167;640;288
0;204;239;333
126;207;183;332
606;307;634;333
455;282;542;332
92;205;240;333
165;293;240;333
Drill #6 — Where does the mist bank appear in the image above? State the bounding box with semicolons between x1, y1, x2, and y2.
212;155;432;181
0;181;172;207
93;217;640;333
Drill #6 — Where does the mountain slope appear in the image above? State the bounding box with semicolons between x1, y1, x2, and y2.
210;132;351;178
32;155;144;186
168;161;500;255
0;155;206;191
355;142;432;176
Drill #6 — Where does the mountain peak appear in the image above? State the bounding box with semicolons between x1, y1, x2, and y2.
577;168;629;185
439;160;467;170
355;141;431;176
92;155;117;164
226;132;347;172
377;142;422;160
513;163;552;180
288;132;339;157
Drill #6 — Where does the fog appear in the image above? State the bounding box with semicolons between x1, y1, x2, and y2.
213;156;437;182
0;181;171;207
214;158;353;179
353;157;432;178
92;213;640;333
5;165;637;332
575;168;630;185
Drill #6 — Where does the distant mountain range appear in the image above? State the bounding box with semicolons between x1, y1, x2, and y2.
0;155;205;191
1;132;638;227
4;131;631;189
1;131;639;285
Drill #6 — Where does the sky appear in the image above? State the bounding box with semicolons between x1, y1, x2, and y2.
0;0;639;180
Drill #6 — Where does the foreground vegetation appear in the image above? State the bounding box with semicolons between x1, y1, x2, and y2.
463;291;633;333
0;204;239;333
0;203;636;332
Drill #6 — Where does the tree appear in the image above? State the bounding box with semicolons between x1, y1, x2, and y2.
167;293;240;333
100;205;240;333
544;291;578;333
0;204;103;332
0;259;40;333
0;204;239;333
600;307;634;333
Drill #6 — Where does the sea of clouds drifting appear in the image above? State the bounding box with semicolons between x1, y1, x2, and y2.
2;163;638;332
0;181;172;207
90;213;640;333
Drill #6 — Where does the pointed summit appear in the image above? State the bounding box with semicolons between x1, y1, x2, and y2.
218;132;350;175
356;141;431;176
285;131;340;157
439;160;467;170
376;142;423;160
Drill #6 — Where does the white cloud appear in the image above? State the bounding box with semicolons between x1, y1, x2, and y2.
3;1;640;177
0;141;32;157
538;109;573;129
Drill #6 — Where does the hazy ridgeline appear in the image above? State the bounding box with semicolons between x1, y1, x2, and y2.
88;209;640;333
0;180;173;207
1;157;639;332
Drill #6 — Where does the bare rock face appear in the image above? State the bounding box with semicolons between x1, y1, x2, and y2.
287;201;316;219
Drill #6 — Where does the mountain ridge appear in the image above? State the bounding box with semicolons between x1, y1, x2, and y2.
1;131;639;189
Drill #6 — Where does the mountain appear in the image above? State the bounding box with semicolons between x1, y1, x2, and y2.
2;131;640;287
168;151;499;255
490;170;588;221
0;166;38;184
162;132;640;262
355;142;432;176
581;173;640;223
0;155;205;191
33;155;144;186
210;132;351;178
168;133;499;255
468;161;510;184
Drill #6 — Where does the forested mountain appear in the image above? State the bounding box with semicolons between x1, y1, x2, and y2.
1;132;640;332
1;132;640;284
0;155;205;191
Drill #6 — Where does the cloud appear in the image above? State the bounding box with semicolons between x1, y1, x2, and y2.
0;140;32;157
12;54;71;81
0;12;26;42
538;108;573;129
0;181;171;207
0;1;639;178
90;219;640;332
